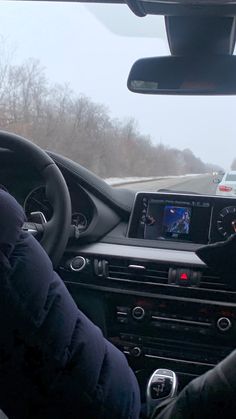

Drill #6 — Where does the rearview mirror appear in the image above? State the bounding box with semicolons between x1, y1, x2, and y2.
128;55;236;95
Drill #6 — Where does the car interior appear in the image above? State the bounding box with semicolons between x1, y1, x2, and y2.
2;0;236;416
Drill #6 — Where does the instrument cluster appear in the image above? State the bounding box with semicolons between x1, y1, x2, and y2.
24;185;92;233
215;206;236;238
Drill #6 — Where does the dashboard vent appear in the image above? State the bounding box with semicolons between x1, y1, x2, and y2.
93;257;234;293
200;269;229;291
107;258;169;285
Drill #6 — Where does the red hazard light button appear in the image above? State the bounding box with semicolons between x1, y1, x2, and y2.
180;273;189;280
177;269;191;286
168;268;201;287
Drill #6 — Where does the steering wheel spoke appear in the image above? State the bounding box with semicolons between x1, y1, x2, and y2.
22;221;44;238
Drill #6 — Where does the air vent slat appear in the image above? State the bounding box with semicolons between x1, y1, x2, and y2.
107;258;169;285
201;282;226;288
109;272;168;282
200;268;229;290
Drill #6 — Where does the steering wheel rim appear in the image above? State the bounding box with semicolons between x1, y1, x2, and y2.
0;130;72;267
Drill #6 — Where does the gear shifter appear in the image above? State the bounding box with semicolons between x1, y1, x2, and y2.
146;369;178;417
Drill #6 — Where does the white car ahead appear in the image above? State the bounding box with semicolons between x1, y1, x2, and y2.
216;171;236;196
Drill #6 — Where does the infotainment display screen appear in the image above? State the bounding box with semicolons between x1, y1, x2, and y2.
128;193;212;244
162;205;191;236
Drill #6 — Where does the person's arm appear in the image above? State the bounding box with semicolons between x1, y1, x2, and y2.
0;190;141;419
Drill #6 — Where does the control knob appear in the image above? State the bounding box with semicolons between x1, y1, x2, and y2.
132;306;145;320
131;346;142;357
217;317;232;332
69;256;86;272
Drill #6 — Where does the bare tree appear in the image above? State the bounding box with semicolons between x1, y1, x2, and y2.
0;38;212;178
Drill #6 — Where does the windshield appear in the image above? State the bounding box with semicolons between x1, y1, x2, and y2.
0;2;233;195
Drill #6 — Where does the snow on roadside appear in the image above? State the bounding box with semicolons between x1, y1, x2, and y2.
104;177;157;185
104;174;204;186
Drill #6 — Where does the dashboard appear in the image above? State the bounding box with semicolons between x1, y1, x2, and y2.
2;149;236;400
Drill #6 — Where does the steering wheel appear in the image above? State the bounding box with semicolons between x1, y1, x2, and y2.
0;131;72;268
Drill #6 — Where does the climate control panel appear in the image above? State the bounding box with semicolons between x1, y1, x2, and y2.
115;300;236;336
108;295;236;370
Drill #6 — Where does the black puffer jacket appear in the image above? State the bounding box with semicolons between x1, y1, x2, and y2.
0;189;140;419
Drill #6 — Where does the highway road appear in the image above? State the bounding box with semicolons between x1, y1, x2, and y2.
115;174;218;195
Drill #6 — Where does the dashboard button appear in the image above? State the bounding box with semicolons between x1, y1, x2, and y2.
132;306;145;320
131;346;142;357
217;317;232;332
69;256;86;272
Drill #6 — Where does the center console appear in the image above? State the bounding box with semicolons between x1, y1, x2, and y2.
63;191;236;396
108;294;235;368
106;291;236;397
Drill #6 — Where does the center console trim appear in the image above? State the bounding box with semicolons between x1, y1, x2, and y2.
145;354;216;368
151;315;211;327
64;279;236;306
72;243;205;267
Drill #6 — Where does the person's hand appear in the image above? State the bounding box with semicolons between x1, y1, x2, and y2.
196;233;236;275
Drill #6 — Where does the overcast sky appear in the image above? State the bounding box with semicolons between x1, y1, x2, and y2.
0;1;235;170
